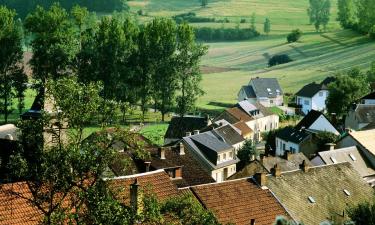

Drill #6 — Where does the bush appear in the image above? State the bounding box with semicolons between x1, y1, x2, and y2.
172;12;215;24
195;27;260;42
268;54;293;67
240;18;246;23
287;29;302;43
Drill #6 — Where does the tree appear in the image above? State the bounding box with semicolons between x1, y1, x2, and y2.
24;3;79;83
367;61;375;83
357;0;375;35
7;77;147;224
287;29;303;43
326;68;370;117
347;200;375;225
175;23;207;117
264;18;271;35
237;139;258;169
268;54;293;67
250;12;256;30
337;0;357;29
0;6;27;122
201;0;208;7
307;0;331;31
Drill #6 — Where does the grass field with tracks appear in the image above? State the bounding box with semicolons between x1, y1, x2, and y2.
129;0;375;111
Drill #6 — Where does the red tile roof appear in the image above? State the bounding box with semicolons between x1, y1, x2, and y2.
191;178;291;225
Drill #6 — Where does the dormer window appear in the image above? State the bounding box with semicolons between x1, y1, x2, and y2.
218;154;221;162
349;154;356;161
308;196;316;203
343;189;351;196
267;88;271;92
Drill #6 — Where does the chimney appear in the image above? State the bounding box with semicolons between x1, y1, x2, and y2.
158;147;166;160
284;151;291;160
193;130;200;135
175;167;182;178
254;173;267;187
185;132;192;137
250;219;256;225
271;163;281;177
179;142;185;155
130;178;143;214
325;143;336;151
300;160;309;172
144;161;151;172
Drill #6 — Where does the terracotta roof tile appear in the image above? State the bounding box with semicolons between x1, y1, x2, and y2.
191;179;291;225
233;121;253;137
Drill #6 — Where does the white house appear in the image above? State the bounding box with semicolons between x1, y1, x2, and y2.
360;92;375;105
295;77;335;115
295;110;340;135
275;127;311;156
238;77;283;107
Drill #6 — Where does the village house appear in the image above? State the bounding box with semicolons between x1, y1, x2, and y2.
345;104;375;131
360;92;375;105
311;146;375;186
238;77;283;107
295;77;335;115
164;115;211;145
182;129;240;182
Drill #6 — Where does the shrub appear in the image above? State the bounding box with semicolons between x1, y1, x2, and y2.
172;12;215;24
287;29;302;43
240;18;246;23
268;54;293;67
195;27;260;42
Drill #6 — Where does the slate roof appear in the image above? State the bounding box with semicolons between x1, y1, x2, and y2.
276;127;310;144
313;146;375;178
266;163;374;225
320;76;336;87
361;92;375;100
228;160;268;180
190;178;292;225
140;145;216;188
107;170;179;204
250;78;283;98
21;89;43;120
295;110;336;131
352;104;375;124
240;85;256;99
237;101;274;118
164;116;209;140
212;124;245;146
261;153;313;172
296;77;335;98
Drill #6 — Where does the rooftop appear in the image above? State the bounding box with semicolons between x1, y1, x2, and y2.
351;104;375;124
348;129;375;157
361;92;375;100
276;126;311;144
212;124;245;146
250;77;283;98
190;178;292;225
164;116;209;140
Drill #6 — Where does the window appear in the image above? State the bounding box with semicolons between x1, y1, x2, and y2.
270;100;274;104
265;125;267;131
223;153;227;160
283;143;286;150
267;88;271;92
229;151;233;158
304;100;310;105
349;154;356;161
343;189;351;196
330;156;338;164
319;92;323;97
218;155;221;162
308;196;316;203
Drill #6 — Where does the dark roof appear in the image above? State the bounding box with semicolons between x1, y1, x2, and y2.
233;121;253;137
190;178;292;225
228;160;268;180
21;89;44;120
320;76;336;87
241;85;256;99
141;145;215;188
361;92;375;100
250;78;283;98
295;82;322;98
267;163;374;225
212;124;245;146
352;105;375;124
165;116;209;140
277;127;310;144
262;153;313;172
295;110;325;130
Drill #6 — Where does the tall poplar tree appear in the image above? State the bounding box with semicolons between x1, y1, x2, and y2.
307;0;331;31
264;18;271;35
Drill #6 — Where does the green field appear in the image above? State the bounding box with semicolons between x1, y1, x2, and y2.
129;0;375;111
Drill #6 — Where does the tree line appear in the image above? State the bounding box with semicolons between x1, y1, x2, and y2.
0;4;207;123
0;0;128;18
337;0;375;38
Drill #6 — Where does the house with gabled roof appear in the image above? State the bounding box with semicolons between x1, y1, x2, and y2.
190;178;293;225
345;104;375;131
238;77;283;107
265;162;374;225
295;109;339;135
182;129;240;182
275;126;313;156
311;146;375;186
295;77;335;115
360;91;375;105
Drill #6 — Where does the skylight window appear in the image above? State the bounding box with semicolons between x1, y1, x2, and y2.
330;157;338;164
267;88;271;92
343;189;351;196
349;154;357;161
308;196;316;203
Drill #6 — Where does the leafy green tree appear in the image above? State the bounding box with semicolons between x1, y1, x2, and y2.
0;6;27;122
250;12;256;30
347;200;375;225
201;0;208;7
264;18;271;35
315;131;339;149
287;29;303;43
307;0;331;31
357;0;375;35
237;139;258;169
367;61;375;83
327;68;370;117
337;0;357;29
24;3;79;83
175;23;207;117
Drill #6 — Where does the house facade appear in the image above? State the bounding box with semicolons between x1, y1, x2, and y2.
295;110;340;135
238;77;283;107
345;104;375;130
295;77;335;115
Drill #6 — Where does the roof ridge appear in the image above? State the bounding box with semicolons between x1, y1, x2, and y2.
276;161;351;176
103;169;166;180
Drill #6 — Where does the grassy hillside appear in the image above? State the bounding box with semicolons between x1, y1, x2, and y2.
129;0;375;112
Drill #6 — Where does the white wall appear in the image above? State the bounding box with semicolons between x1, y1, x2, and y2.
297;96;312;115
311;90;328;112
275;137;300;156
338;135;375;168
246;115;279;140
211;164;236;182
309;115;339;135
364;99;375;105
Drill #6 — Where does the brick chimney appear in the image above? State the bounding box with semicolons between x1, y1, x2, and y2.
179;142;185;155
300;160;309;172
158;147;166;160
144;161;151;172
130;178;143;215
254;173;267;187
284;151;291;160
175;167;182;178
185;132;192;137
325;143;336;151
271;163;281;177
